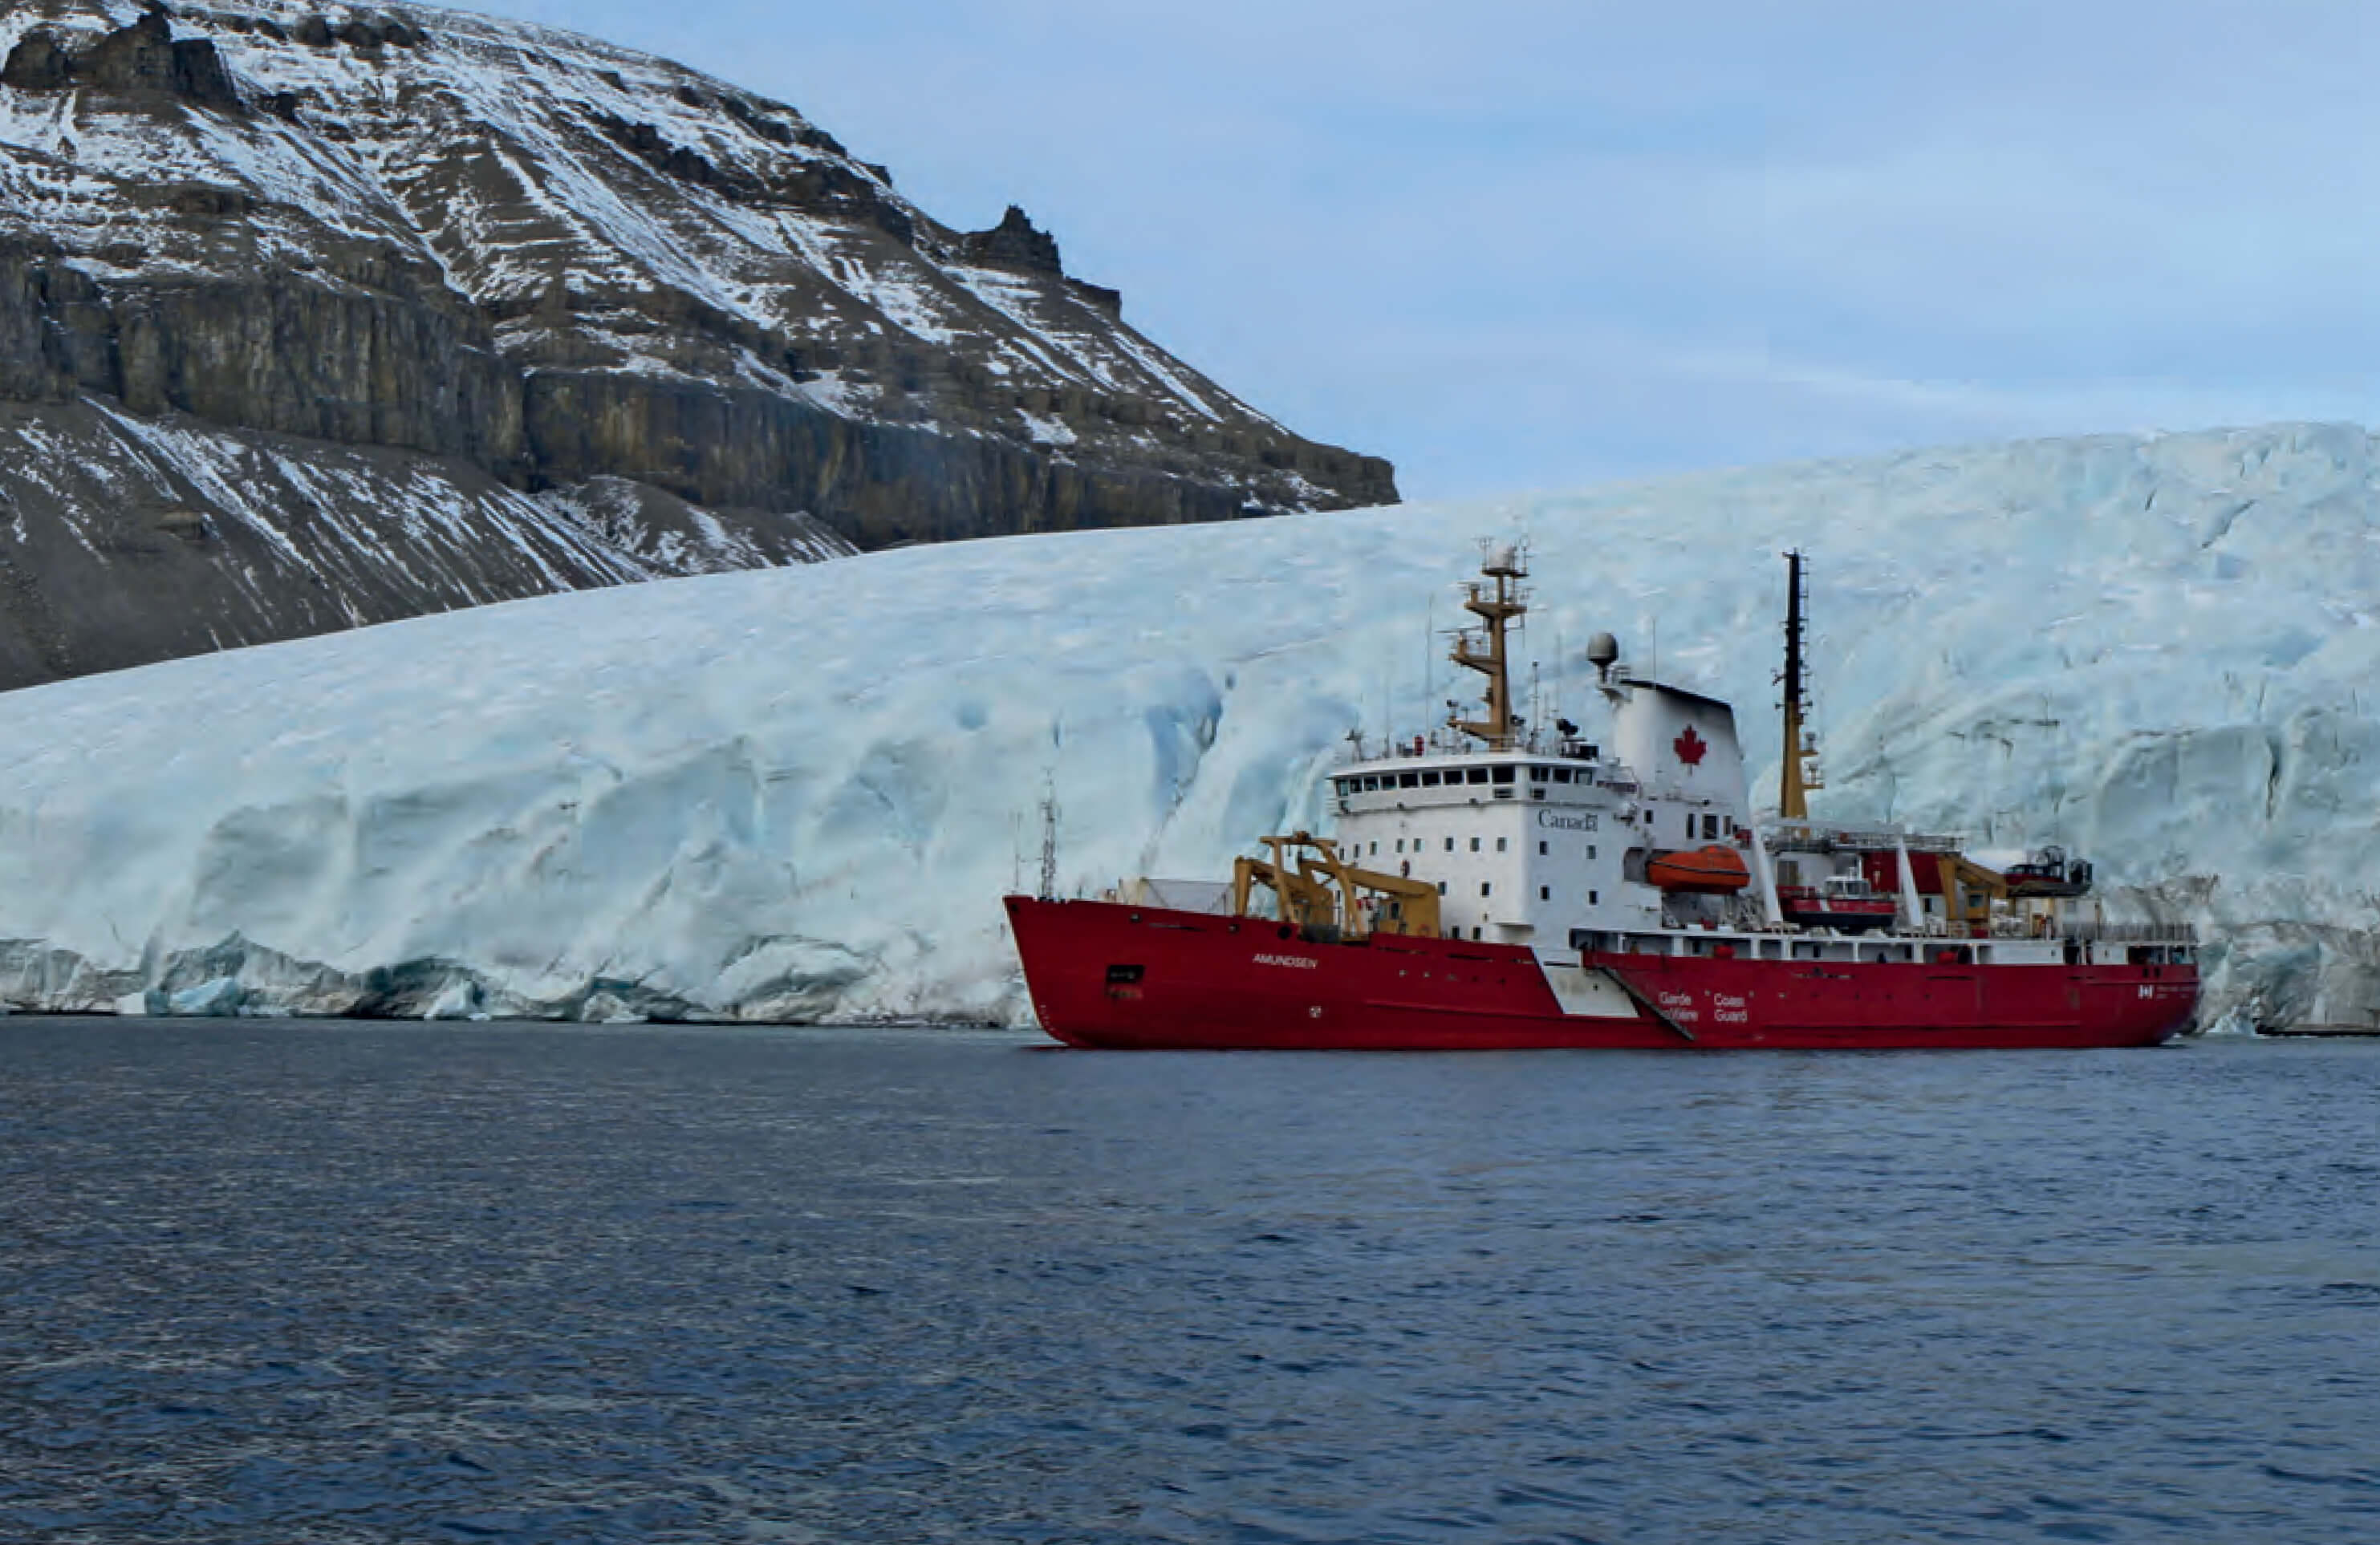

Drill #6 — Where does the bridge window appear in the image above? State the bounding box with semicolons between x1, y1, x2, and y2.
1492;765;1516;785
1421;771;1441;787
1467;767;1489;785
1553;768;1572;784
1399;772;1419;789
1529;765;1549;782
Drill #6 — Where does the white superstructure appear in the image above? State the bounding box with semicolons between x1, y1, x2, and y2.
1310;547;2190;971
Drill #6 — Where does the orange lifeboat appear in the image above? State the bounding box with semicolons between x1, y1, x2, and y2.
1646;844;1752;894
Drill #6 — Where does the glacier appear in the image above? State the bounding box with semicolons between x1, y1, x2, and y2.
2;421;2377;1031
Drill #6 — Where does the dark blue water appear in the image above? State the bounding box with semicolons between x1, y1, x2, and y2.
2;1021;2374;1543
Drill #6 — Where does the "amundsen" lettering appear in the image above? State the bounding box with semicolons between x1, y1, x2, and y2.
1253;954;1319;969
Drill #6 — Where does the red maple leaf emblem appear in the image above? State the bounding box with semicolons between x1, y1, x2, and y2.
1674;725;1708;767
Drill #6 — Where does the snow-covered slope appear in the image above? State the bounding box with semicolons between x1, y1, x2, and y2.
0;398;855;686
2;423;2374;1031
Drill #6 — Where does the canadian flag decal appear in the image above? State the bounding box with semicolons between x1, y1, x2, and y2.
1674;725;1708;767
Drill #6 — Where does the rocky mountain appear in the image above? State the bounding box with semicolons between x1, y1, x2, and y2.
0;0;1396;688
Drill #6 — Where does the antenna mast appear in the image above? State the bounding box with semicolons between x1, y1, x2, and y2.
1779;549;1825;819
1423;593;1434;752
1037;781;1061;899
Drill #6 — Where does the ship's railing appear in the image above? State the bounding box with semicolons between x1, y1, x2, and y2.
1339;728;1602;764
1114;877;1235;914
1765;820;1966;854
2061;921;2199;944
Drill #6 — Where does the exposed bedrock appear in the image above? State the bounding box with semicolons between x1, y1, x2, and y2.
0;235;1394;534
2;11;244;111
522;373;1382;546
0;243;522;468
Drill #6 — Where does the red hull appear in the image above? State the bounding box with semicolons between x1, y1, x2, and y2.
1005;896;2198;1051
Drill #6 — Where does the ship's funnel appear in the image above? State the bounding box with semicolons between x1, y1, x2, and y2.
1610;679;1752;834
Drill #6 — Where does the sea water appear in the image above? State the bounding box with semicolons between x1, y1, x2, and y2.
2;1020;2374;1543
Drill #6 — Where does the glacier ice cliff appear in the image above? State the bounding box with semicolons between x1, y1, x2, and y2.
2;423;2377;1030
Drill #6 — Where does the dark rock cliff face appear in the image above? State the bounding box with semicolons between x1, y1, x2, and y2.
0;240;524;468
2;10;244;108
0;0;1397;689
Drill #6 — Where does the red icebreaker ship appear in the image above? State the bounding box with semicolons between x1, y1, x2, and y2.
1005;549;2198;1050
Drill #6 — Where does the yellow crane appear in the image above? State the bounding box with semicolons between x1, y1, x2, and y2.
1232;832;1444;939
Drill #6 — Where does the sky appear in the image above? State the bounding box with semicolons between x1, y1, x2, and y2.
466;0;2380;503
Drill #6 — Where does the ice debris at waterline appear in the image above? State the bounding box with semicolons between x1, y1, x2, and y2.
2;423;2378;1030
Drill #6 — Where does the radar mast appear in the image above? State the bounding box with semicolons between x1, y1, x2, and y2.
1449;545;1528;749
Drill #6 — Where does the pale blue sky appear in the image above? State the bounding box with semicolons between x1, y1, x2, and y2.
469;0;2380;501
